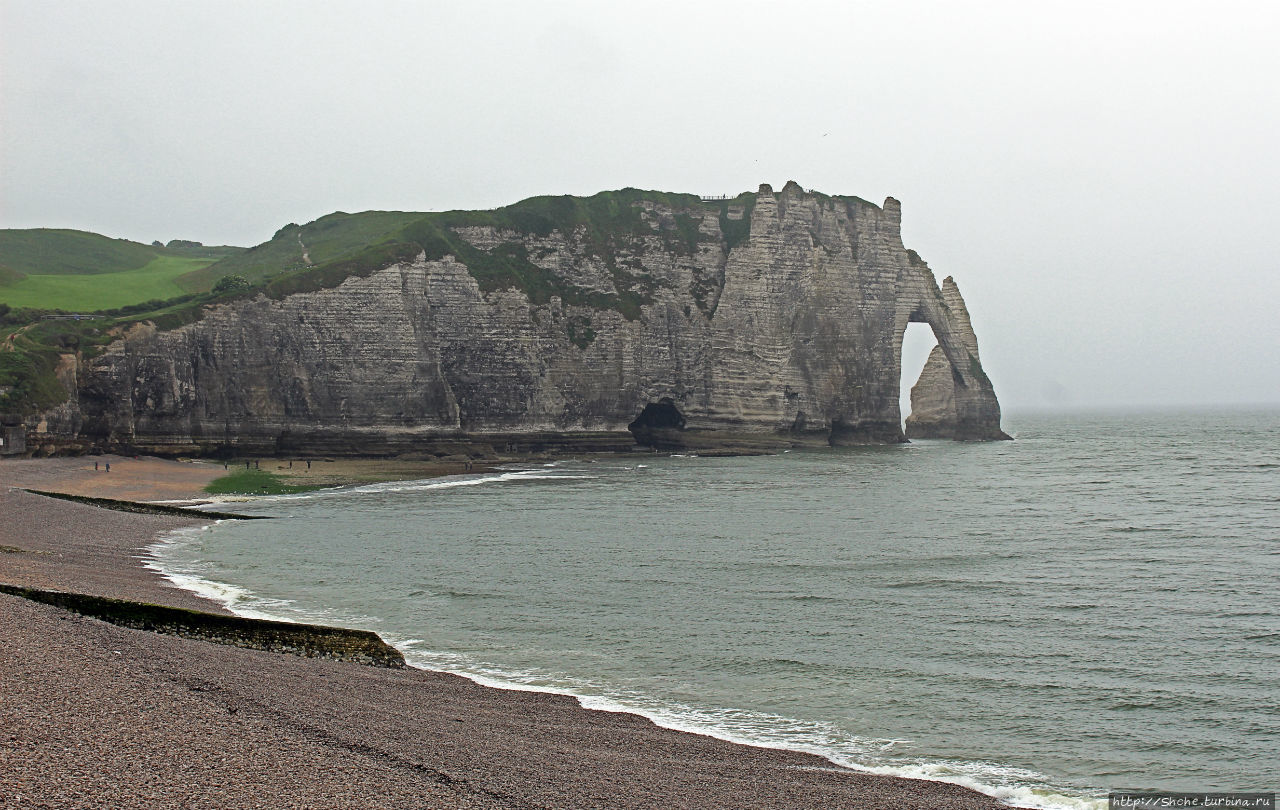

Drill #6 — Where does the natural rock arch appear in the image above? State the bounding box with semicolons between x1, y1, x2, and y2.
902;276;1010;440
26;184;1010;456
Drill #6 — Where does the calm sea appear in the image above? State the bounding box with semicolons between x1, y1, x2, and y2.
149;410;1280;809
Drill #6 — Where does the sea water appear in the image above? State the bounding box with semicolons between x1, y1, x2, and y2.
148;410;1280;809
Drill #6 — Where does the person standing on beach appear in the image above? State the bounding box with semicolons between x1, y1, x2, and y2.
94;461;99;471
104;462;110;473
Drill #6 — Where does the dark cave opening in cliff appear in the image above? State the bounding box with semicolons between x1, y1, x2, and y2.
900;322;938;425
628;398;686;448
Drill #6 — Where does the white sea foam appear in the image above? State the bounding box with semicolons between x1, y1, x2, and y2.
393;645;1104;810
194;469;594;509
145;527;293;620
145;526;335;624
146;525;388;631
845;761;1105;810
345;469;594;496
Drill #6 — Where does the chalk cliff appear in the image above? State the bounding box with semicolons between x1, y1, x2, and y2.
34;182;1008;455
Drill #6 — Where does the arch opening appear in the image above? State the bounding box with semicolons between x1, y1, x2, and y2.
900;322;938;428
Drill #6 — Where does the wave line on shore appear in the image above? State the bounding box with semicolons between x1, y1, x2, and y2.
147;522;1106;810
391;645;1106;810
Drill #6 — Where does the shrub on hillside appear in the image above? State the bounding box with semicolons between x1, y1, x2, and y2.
212;274;252;294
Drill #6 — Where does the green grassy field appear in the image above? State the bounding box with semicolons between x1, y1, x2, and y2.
177;210;423;290
0;255;216;311
0;228;160;277
0;228;246;311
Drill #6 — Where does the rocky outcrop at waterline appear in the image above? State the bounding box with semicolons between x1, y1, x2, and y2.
23;182;1008;455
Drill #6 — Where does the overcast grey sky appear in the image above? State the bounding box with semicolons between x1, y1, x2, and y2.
3;0;1277;412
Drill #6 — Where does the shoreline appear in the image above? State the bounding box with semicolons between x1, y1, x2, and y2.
155;480;1092;810
3;457;1015;809
0;452;535;502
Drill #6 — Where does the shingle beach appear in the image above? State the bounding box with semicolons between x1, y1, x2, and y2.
1;457;1009;809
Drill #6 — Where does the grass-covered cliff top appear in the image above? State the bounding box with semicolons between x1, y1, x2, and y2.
194;188;763;316
0;185;878;415
0;229;244;311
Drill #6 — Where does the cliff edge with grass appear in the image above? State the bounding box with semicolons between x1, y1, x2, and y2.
6;182;1008;456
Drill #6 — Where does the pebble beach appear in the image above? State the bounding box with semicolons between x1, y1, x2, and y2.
1;456;1011;809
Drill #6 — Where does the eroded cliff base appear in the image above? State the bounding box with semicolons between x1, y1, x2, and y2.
26;426;884;462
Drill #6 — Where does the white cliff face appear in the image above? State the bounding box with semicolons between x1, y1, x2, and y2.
60;182;1007;455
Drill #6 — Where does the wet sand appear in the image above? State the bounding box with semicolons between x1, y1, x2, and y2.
1;454;226;502
1;460;1011;809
